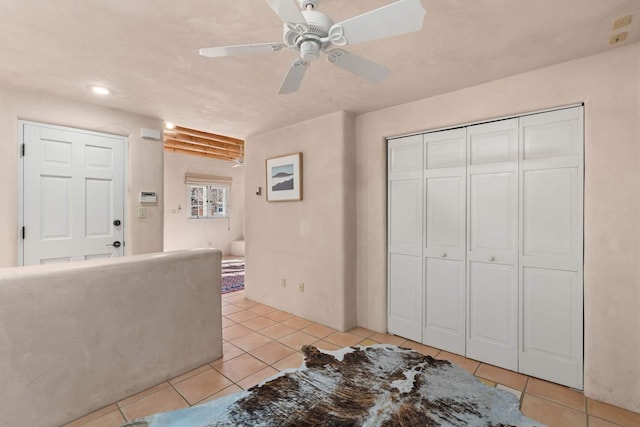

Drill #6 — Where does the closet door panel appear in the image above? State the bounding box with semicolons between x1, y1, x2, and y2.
388;136;423;342
522;268;578;355
389;179;422;254
425;258;465;354
468;171;517;265
467;261;518;370
388;253;423;341
519;106;584;389
522;168;579;269
425;134;465;169
466;119;518;370
468;120;517;165
522;108;580;161
389;135;423;174
424;175;465;260
521;267;581;387
423;128;466;355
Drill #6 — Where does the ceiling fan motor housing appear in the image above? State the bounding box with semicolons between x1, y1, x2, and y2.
282;10;333;57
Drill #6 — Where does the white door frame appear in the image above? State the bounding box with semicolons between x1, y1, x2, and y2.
18;120;129;266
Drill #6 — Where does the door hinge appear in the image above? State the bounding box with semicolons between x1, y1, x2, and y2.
20;143;25;157
21;226;25;239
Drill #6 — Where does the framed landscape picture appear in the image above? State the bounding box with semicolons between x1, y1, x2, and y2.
266;152;303;202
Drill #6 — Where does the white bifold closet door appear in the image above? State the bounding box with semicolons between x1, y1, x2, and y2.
518;108;584;389
387;106;583;389
387;135;423;342
466;118;519;371
423;128;467;355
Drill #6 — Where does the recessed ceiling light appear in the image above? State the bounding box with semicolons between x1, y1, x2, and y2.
165;122;175;130
91;86;110;95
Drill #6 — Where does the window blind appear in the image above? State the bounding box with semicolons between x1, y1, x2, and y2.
184;173;232;185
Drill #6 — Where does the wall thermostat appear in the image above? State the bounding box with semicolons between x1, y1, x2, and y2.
140;191;157;203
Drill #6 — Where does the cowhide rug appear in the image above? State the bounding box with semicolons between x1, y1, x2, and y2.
123;344;546;427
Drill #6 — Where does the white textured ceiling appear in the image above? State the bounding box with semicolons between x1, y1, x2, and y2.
1;0;638;138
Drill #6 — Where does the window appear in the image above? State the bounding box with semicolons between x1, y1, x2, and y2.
188;183;229;219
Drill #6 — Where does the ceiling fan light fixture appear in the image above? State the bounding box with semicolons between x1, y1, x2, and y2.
300;40;321;61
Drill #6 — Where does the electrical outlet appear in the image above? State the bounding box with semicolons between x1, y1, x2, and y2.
299;282;304;292
281;278;286;288
613;15;632;30
610;32;628;45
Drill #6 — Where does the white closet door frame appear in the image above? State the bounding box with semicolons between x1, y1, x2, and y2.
387;135;424;342
518;107;584;389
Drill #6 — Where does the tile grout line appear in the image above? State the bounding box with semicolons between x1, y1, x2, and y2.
116;404;128;423
520;376;529;407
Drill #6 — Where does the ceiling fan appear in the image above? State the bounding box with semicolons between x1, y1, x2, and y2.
199;0;426;94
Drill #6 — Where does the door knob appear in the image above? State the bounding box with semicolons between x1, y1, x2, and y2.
489;256;495;262
441;252;447;258
113;219;121;226
106;241;122;248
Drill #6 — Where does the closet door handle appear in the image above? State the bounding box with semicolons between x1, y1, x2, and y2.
489;256;495;262
441;252;447;258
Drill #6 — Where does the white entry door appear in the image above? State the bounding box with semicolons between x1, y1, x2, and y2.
20;122;126;265
466;118;519;371
423;128;467;355
387;135;423;342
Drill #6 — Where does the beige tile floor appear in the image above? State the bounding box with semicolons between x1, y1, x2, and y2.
64;290;640;427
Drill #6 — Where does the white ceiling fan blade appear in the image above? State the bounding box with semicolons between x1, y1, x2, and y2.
265;0;306;24
330;0;425;46
199;43;285;58
327;49;390;83
279;59;308;94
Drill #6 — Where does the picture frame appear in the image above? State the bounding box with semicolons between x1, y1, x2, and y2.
266;152;303;202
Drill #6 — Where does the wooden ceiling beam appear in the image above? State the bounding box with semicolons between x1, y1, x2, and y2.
164;146;229;161
164;134;244;154
164;138;243;158
164;145;236;160
164;141;237;160
168;126;244;147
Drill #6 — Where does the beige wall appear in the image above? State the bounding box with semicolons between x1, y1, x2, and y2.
164;151;245;254
0;249;222;427
244;111;357;331
0;85;164;267
356;43;640;411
